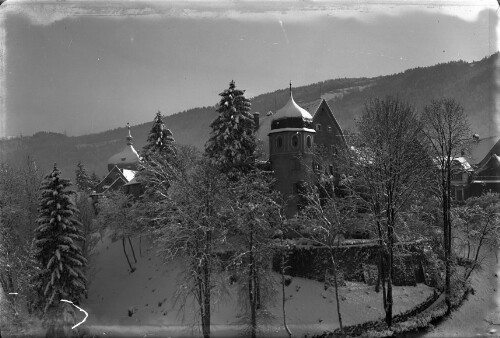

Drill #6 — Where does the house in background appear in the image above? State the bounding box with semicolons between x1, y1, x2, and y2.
450;157;474;201
469;136;500;197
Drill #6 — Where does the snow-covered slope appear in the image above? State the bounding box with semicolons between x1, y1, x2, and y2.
81;231;434;337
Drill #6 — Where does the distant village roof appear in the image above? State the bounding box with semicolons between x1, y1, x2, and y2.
107;123;141;171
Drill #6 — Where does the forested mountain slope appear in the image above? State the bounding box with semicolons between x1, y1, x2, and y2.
1;53;497;180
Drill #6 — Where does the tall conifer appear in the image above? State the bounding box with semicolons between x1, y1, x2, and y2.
141;111;176;160
205;80;256;173
32;165;87;316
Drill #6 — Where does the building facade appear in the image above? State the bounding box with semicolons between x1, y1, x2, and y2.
255;86;347;217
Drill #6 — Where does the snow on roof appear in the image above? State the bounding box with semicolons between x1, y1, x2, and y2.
108;144;140;166
124;176;141;186
453;157;473;171
107;125;141;170
122;169;136;182
268;127;315;135
432;156;473;171
272;93;313;121
469;135;500;165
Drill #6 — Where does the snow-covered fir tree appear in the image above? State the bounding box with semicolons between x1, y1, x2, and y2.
138;111;177;195
141;111;176;161
205;80;256;173
75;161;92;192
32;165;87;316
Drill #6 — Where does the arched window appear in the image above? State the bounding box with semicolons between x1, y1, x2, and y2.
277;136;283;149
306;135;312;148
316;124;322;131
327;126;332;133
291;135;299;148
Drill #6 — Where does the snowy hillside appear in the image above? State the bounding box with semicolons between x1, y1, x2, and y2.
80;231;435;337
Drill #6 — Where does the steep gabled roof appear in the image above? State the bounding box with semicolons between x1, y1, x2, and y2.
475;154;500;178
95;165;129;193
469;135;500;166
103;176;128;194
310;98;347;147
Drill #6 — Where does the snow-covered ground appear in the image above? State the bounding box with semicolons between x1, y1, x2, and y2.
418;246;500;337
78;232;434;337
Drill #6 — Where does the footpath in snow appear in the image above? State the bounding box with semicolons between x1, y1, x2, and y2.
415;246;500;337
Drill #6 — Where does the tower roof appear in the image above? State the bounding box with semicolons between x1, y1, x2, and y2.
270;83;314;132
107;123;140;171
273;92;313;121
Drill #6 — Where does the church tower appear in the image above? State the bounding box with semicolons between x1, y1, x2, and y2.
269;83;316;217
107;123;140;171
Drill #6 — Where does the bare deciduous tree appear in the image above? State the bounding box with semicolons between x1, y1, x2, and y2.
0;159;42;319
421;98;471;313
95;191;139;273
453;192;500;280
226;170;281;338
295;176;358;333
347;96;431;327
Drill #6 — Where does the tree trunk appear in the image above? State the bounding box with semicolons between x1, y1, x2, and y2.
139;235;142;258
249;225;257;338
329;248;343;332
385;199;395;328
128;237;137;263
201;256;211;338
385;245;393;327
280;246;292;338
122;237;134;272
444;169;451;314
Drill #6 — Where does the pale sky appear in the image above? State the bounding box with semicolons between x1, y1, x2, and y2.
0;0;497;137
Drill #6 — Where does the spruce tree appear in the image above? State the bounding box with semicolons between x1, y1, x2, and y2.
205;80;256;173
138;111;177;197
141;111;176;161
75;161;91;192
32;165;87;319
89;172;101;190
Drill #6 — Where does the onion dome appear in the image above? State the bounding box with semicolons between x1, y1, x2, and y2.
270;82;314;133
107;123;140;171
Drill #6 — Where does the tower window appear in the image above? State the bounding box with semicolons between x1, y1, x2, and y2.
277;136;283;149
291;135;299;148
306;135;312;148
316;124;322;131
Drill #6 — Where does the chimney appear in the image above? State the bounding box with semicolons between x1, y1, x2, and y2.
253;112;260;131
